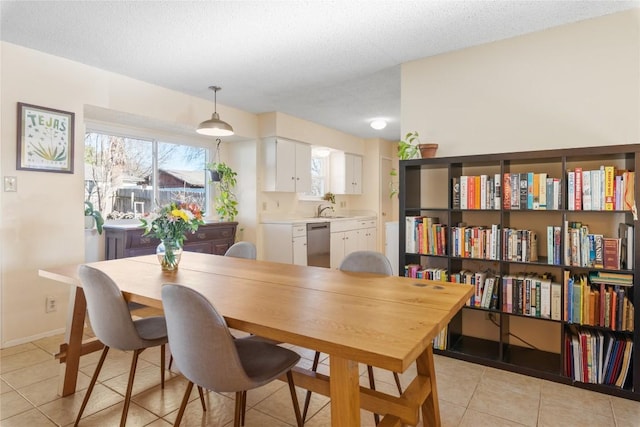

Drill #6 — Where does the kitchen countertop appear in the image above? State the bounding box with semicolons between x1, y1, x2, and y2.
261;215;376;225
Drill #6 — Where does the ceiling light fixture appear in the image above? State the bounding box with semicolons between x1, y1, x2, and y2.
197;86;234;136
370;119;387;130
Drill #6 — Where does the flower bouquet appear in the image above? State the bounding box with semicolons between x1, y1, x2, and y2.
140;202;205;271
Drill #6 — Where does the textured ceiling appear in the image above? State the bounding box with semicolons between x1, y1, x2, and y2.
1;1;638;141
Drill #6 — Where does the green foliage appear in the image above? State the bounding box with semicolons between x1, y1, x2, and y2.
207;162;239;222
323;192;336;204
389;168;399;198
397;131;421;160
140;202;205;246
84;201;104;234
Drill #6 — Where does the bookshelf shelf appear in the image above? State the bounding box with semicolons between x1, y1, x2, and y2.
399;144;640;400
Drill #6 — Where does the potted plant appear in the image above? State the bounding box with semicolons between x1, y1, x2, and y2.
397;131;438;160
84;201;104;234
207;161;238;222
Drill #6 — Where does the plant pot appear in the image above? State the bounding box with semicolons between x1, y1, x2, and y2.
419;143;438;158
208;169;221;182
84;215;95;230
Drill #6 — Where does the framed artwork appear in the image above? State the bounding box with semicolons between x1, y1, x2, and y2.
16;102;74;173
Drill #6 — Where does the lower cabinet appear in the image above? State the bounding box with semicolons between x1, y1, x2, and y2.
263;223;307;266
104;222;238;260
330;218;378;268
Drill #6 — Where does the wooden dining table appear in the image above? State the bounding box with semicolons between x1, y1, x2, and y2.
40;252;472;426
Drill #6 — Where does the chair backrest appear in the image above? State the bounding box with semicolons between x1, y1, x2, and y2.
161;284;254;391
339;251;393;276
77;265;147;350
224;241;257;260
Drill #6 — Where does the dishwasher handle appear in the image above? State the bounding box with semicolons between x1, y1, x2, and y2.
307;223;330;230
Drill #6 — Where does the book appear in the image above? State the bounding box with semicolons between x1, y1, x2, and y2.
460;176;468;209
618;223;634;270
480;175;487;210
551;282;562;320
574;167;582;210
503;173;511;210
452;177;460;209
567;171;575;210
519;173;528;210
538;172;547;209
623;171;635;211
591;169;601;210
511;173;520;209
603;237;621;270
582;170;592;210
494;173;501;209
604;166;615;210
540;278;551;319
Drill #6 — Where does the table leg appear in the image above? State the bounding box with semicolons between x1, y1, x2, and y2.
330;356;360;426
416;346;441;427
57;286;87;396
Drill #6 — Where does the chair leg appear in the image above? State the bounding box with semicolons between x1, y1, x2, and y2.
234;391;243;427
168;354;173;371
393;372;403;395
174;381;193;427
302;350;321;422
367;365;380;425
160;344;166;389
74;346;110;426
241;390;247;426
286;370;303;427
120;348;143;427
198;386;206;411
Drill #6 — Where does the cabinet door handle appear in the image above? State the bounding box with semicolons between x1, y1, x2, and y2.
196;232;206;239
140;237;151;244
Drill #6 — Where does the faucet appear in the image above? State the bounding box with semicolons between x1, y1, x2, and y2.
316;204;334;218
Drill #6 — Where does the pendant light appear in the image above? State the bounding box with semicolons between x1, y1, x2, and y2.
197;86;234;136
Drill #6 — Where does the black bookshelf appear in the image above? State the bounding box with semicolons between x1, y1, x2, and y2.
399;144;640;401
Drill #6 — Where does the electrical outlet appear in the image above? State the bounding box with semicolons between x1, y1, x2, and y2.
46;296;57;313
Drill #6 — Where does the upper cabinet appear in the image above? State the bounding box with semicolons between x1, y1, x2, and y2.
263;137;312;193
330;152;362;195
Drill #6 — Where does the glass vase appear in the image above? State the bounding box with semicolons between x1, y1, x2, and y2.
156;239;183;271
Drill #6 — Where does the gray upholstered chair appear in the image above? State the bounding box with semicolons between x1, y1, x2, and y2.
75;265;168;426
161;284;303;427
167;241;258;372
302;250;402;423
224;241;257;259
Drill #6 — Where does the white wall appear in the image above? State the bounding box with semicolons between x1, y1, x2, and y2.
0;42;260;346
402;9;640;155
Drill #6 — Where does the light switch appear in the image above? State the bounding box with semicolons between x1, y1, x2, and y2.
4;176;17;192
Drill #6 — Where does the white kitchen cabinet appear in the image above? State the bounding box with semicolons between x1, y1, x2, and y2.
330;218;377;268
292;225;308;266
262;223;307;265
330;152;362;194
357;219;377;252
330;229;358;268
263;137;311;193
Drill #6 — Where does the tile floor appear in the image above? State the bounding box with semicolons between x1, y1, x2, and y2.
2;316;640;426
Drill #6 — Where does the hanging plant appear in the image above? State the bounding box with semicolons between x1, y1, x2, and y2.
207;161;238;221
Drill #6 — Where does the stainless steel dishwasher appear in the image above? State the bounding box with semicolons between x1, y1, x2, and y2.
307;222;330;267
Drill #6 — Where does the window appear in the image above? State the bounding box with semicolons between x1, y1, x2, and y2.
84;131;207;219
306;146;332;198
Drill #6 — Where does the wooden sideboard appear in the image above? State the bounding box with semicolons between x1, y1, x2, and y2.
104;222;238;260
